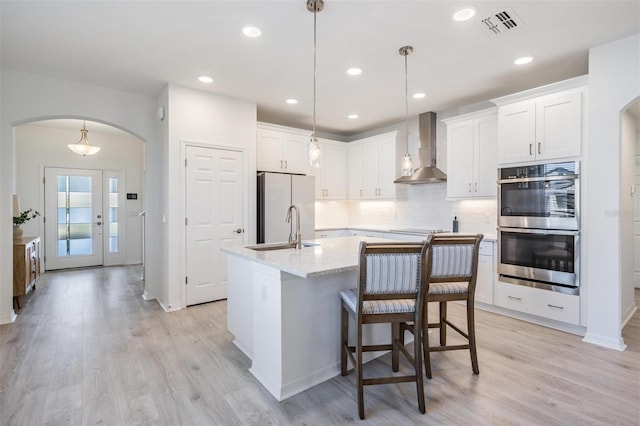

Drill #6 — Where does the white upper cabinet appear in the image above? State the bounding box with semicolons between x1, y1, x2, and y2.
311;138;347;200
352;132;401;200
347;142;365;199
444;108;498;199
257;123;308;174
493;77;586;165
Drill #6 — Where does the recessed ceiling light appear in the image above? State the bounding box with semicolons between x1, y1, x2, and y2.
453;8;476;22
514;56;533;65
346;68;362;76
285;98;298;105
413;92;426;99
198;75;213;84
348;114;359;119
242;26;262;38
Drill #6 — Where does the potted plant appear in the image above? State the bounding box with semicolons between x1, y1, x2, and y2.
13;208;40;239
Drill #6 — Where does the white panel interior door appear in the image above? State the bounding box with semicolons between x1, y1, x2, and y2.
185;146;244;306
44;167;103;270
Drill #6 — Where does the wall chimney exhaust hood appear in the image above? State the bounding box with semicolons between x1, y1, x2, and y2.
394;111;447;184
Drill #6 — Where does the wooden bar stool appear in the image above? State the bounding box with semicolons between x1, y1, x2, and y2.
340;240;429;420
421;234;483;378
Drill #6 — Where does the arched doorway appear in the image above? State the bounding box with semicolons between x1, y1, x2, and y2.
13;118;145;274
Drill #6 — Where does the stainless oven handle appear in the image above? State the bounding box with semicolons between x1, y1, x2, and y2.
498;227;579;236
498;174;579;184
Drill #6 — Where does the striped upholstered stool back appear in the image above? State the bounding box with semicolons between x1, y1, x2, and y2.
430;242;475;280
364;249;422;295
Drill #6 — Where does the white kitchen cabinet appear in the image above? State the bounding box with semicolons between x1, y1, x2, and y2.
310;139;347;200
475;241;495;305
494;280;580;325
347;142;365;199
444;108;498;199
349;229;387;239
496;89;583;165
257;123;308;174
354;132;401;200
315;229;351;239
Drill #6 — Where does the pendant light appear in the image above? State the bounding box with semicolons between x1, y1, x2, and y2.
399;46;414;176
68;121;101;156
307;0;323;168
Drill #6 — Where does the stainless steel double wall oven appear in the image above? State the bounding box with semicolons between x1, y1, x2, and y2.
497;161;580;294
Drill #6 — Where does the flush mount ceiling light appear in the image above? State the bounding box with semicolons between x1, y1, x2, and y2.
399;45;414;177
68;121;101;156
453;7;476;21
307;0;324;168
286;98;299;104
413;92;426;99
514;56;533;65
348;114;359;119
242;26;262;38
198;75;213;83
346;67;362;76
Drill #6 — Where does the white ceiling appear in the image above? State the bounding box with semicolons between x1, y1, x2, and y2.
2;1;639;137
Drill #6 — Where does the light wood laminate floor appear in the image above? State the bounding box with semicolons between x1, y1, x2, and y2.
1;266;638;425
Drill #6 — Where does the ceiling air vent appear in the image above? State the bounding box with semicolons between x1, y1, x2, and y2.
479;8;523;35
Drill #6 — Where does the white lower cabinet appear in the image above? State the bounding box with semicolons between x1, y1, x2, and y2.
315;229;351;239
475;241;494;305
494;280;580;325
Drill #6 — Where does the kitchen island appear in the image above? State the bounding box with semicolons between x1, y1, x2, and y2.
222;236;402;401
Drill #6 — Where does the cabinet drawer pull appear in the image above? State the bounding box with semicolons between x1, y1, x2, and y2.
547;304;564;310
508;295;522;301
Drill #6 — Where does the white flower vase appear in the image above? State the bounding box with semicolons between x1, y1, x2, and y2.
13;225;23;240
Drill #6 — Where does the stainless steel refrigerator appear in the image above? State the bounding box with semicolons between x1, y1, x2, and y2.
257;172;315;244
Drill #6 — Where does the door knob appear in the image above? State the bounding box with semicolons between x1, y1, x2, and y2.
96;221;102;226
234;228;244;234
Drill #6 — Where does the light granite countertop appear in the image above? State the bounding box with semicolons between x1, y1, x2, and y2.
221;236;391;279
316;227;497;241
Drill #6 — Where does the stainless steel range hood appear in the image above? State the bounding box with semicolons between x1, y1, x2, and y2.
394;111;447;184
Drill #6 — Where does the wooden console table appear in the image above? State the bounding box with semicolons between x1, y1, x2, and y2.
13;236;41;309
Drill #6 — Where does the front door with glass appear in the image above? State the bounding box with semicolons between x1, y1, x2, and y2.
44;167;121;270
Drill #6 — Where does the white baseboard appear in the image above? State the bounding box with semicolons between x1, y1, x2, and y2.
0;310;18;324
582;332;627;351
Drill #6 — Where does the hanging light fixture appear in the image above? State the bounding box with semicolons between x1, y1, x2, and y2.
307;0;323;168
68;121;101;156
399;45;414;176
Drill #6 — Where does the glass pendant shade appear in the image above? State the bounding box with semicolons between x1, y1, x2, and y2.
401;153;413;176
308;136;322;168
68;123;101;156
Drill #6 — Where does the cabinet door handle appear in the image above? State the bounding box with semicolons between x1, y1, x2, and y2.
468;183;472;193
360;189;363;197
280;160;283;169
325;189;329;197
529;143;533;155
538;143;541;155
547;304;564;310
475;182;478;193
285;160;288;169
508;295;522;301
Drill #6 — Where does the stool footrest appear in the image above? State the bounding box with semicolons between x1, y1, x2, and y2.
429;344;470;352
363;375;417;386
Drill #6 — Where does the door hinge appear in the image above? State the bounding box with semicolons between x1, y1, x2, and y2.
43;177;45;185
43;216;46;223
185;159;187;167
185;276;188;285
185;217;188;226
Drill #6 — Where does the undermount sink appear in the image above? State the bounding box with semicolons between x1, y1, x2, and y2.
248;241;320;251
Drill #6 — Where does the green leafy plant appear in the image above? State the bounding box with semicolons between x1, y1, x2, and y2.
13;208;40;226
